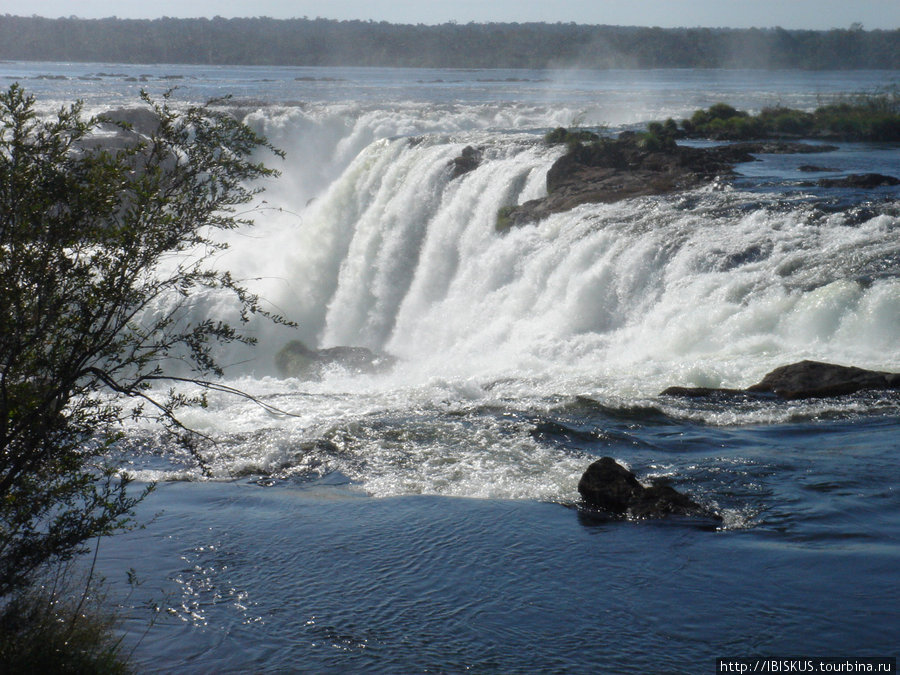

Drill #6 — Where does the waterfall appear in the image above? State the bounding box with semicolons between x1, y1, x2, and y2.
192;109;900;392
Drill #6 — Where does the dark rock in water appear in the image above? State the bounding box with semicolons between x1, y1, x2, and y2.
661;360;900;400
449;145;483;179
498;134;768;228
578;457;643;513
745;360;900;399
726;141;838;155
275;339;395;380
501;138;739;228
497;133;845;229
577;457;715;519
658;386;746;398
798;164;839;172
814;173;900;188
274;339;318;378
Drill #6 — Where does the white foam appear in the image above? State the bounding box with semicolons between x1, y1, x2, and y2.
115;111;900;498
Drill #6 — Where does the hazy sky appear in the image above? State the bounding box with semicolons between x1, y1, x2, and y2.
8;0;900;30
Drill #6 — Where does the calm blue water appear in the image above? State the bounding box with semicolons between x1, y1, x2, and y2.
102;408;899;673
12;63;896;671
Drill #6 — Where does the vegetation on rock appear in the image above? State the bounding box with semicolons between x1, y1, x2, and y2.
674;89;900;141
502;93;900;230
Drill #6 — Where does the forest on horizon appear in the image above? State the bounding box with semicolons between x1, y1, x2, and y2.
0;15;898;69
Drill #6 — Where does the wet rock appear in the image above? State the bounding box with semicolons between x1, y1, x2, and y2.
577;457;714;519
727;141;838;155
814;173;900;188
275;339;395;379
497;133;848;229
745;360;900;399
658;386;746;398
449;145;482;179
661;360;900;400
498;132;772;229
500;134;753;228
798;164;839;172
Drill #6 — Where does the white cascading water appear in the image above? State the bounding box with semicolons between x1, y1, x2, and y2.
212;109;900;391
127;105;899;499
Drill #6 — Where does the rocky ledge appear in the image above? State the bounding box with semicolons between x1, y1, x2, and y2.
498;134;842;229
578;456;718;520
661;360;900;400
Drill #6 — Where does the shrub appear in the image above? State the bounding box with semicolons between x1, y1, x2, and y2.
636;131;676;151
544;126;600;145
707;102;745;120
0;565;131;673
867;114;900;141
646;121;665;136
663;118;679;137
758;107;815;136
678;92;900;141
0;84;287;600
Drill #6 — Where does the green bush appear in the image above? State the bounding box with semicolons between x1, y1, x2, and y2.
690;102;746;129
636;131;676;151
677;93;900;141
0;566;131;673
0;84;287;601
757;107;814;135
544;126;600;145
663;118;679;137
868;114;900;141
708;102;744;120
646;121;665;137
813;96;900;140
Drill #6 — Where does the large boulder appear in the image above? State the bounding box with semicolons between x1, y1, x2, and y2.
745;360;900;399
661;360;900;400
577;457;715;519
275;339;395;380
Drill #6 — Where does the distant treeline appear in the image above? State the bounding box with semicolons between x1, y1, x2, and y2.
1;15;898;69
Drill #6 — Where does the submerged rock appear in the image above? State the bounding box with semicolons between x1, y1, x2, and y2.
726;141;838;155
661;360;900;400
798;164;839;172
275;339;395;380
657;386;746;399
577;457;716;520
813;173;900;188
